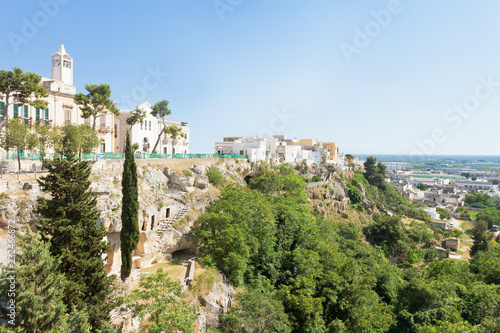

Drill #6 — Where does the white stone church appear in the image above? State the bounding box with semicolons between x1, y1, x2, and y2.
0;43;190;156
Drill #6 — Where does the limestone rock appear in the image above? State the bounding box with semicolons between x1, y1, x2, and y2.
190;165;206;175
199;277;234;327
194;175;209;190
169;173;190;192
160;227;195;254
0;200;17;229
143;167;168;186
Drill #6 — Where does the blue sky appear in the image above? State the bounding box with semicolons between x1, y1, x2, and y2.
2;0;500;155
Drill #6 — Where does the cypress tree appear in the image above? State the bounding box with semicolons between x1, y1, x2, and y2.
37;154;114;330
0;230;67;332
120;130;140;281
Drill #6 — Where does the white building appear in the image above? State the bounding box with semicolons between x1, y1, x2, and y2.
114;101;190;155
454;179;493;192
214;135;332;164
0;43;115;153
423;207;440;220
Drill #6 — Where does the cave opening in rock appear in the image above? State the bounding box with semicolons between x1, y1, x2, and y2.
243;174;255;185
142;211;147;231
171;248;196;261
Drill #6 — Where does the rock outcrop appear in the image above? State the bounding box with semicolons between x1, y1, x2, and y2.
197;275;235;330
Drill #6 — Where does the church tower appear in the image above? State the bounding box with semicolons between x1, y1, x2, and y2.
51;43;73;85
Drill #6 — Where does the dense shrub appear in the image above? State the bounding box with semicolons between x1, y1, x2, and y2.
206;166;227;187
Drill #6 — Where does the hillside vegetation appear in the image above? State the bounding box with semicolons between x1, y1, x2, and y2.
192;161;500;333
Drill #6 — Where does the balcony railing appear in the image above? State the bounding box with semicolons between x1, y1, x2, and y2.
98;125;111;133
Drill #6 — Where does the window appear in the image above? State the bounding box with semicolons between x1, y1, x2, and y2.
140;121;143;130
65;108;71;124
45;108;49;120
85;118;90;126
63;61;71;68
36;109;40;121
149;121;151;131
114;124;118;138
53;59;60;67
13;104;18;118
24;105;28;118
0;102;5;116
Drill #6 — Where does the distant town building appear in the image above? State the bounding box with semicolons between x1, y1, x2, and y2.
423;207;440;220
385;162;409;172
214;135;336;165
454;179;493;191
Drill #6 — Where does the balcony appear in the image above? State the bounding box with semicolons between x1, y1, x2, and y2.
98;125;111;133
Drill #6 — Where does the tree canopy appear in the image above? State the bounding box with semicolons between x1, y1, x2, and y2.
0;67;48;127
74;83;119;131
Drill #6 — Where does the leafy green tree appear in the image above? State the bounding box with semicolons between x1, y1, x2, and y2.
74;84;119;131
461;282;500;325
249;164;307;203
194;185;277;286
163;124;183;154
0;230;67;332
414;320;475;333
125;107;146;128
363;214;408;256
120;131;140;281
61;124;99;159
363;157;387;190
415;183;428;191
437;207;451;220
347;185;363;204
34;121;62;164
470;245;500;285
476;207;500;228
219;284;292;333
280;275;326;333
465;192;495;208
124;268;196;333
426;259;474;286
0;118;38;171
37;154;115;330
150;99;172;153
319;248;393;333
0;67;48;128
471;219;493;256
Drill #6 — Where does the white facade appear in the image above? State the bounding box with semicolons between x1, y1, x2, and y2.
114;101;190;155
0;43;115;153
51;44;73;85
423;207;440;220
214;135;332;164
455;179;493;191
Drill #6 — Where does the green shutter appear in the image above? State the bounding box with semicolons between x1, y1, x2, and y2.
45;108;49;120
36;109;40;121
0;102;4;116
13;104;18;118
24;105;28;118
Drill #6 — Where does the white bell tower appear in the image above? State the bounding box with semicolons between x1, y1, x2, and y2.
51;38;73;85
